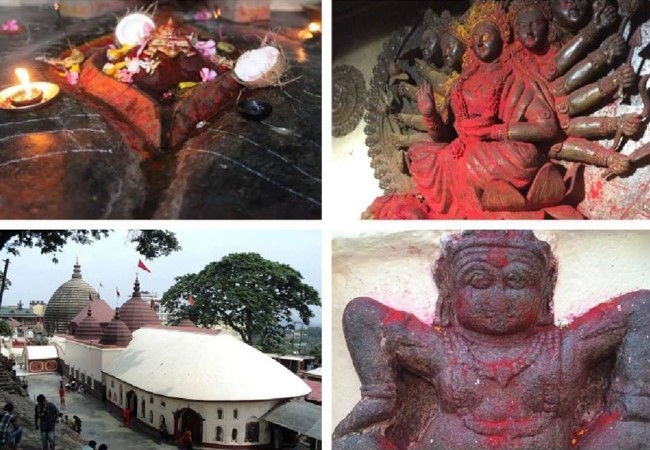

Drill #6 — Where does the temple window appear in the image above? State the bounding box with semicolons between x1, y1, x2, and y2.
216;426;223;442
231;428;238;442
233;409;238;419
217;408;223;420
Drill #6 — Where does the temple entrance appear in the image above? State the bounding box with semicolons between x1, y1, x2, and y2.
126;391;138;418
175;408;203;445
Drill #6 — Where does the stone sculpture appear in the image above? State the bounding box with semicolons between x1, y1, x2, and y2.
364;0;650;219
333;230;650;449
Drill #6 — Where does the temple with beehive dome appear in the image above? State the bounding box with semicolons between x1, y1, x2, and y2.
43;259;98;335
44;267;313;448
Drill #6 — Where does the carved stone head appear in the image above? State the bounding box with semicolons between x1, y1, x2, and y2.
421;28;442;65
551;0;591;31
434;231;557;332
471;21;504;62
466;1;510;63
511;0;553;52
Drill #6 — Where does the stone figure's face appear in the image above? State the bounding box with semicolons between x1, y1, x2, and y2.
421;30;441;64
552;0;591;30
441;33;465;71
452;247;544;335
516;8;550;52
471;22;503;63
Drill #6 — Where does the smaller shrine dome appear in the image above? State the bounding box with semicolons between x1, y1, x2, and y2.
75;306;102;341
99;308;133;347
68;296;114;335
119;276;162;332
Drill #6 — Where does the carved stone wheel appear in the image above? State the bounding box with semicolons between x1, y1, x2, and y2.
365;25;424;194
332;64;367;137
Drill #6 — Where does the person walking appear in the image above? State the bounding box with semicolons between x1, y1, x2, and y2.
158;417;168;445
58;386;65;410
178;430;192;450
98;444;108;450
0;403;23;449
121;408;131;427
34;394;59;450
81;441;96;450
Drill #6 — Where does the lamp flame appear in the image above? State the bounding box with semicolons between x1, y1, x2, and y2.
308;22;321;33
214;8;221;19
15;68;31;92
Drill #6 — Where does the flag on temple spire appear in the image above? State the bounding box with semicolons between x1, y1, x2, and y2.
116;287;121;298
99;282;104;289
188;294;195;305
138;259;152;273
88;293;93;302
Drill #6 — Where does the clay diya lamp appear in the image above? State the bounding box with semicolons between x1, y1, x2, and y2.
10;68;43;107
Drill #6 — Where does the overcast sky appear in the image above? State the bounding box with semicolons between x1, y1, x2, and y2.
0;228;322;325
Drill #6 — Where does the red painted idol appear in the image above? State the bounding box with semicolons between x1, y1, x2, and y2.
333;230;650;449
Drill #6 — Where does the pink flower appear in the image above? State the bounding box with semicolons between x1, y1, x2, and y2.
194;40;216;57
116;68;133;84
200;68;217;83
193;9;213;21
142;22;154;38
66;70;79;85
2;19;19;32
136;22;155;57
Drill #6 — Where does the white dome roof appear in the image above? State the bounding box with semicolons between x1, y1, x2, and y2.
103;327;311;401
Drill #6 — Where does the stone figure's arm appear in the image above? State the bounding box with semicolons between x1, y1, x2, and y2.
489;78;558;142
416;82;446;139
568;293;634;366
333;297;401;448
573;290;650;450
551;34;627;95
333;297;444;450
552;5;619;78
415;59;451;96
565;113;642;139
549;137;631;175
566;64;635;116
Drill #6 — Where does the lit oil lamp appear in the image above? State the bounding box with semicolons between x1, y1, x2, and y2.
298;22;322;40
0;68;60;111
10;68;43;107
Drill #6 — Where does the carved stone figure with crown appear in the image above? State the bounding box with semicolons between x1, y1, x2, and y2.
333;230;650;449
363;0;650;219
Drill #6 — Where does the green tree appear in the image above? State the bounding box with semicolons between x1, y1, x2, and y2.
0;230;181;262
161;253;321;350
0;320;12;337
309;343;322;361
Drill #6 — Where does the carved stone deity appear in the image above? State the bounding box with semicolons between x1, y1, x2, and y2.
333;230;650;450
363;0;650;219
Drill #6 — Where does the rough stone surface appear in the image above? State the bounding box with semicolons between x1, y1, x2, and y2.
0;3;321;219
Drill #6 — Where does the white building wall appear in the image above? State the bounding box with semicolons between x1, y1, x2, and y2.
59;340;122;390
103;374;280;446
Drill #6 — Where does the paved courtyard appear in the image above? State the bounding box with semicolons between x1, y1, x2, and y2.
26;373;171;450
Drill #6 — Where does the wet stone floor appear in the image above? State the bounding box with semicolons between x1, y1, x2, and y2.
0;3;321;219
26;373;170;450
